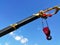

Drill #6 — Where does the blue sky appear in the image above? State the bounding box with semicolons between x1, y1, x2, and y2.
0;0;60;45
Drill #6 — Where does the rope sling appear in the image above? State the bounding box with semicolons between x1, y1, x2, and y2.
42;13;52;40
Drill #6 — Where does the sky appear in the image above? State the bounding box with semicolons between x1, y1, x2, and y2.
0;0;60;45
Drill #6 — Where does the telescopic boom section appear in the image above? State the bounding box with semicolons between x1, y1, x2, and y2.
0;14;40;37
0;6;60;37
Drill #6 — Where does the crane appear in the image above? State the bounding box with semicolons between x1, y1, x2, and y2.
0;6;60;40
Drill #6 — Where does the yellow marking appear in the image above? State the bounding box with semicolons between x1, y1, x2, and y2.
10;24;18;29
33;10;44;17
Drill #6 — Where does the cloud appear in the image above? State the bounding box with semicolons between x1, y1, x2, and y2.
15;36;22;41
9;32;28;44
34;43;38;45
0;43;1;45
0;42;9;45
9;32;14;35
5;42;9;45
20;38;28;44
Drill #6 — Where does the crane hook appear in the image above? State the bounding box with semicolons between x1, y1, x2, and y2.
43;27;52;40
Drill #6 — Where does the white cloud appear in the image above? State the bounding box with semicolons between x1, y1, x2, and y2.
5;42;9;45
9;32;28;44
0;43;9;45
34;44;38;45
9;32;14;35
20;38;28;44
15;36;22;41
0;43;1;45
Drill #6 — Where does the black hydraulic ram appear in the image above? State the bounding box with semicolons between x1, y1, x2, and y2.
0;6;60;37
